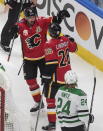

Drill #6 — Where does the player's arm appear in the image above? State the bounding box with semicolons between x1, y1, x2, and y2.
65;35;78;52
52;10;70;24
68;40;78;52
77;95;89;124
77;94;94;128
44;9;70;26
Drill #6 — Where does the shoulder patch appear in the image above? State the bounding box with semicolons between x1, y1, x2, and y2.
45;48;53;55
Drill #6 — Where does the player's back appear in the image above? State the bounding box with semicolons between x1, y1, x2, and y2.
44;35;77;83
50;36;74;84
56;85;88;127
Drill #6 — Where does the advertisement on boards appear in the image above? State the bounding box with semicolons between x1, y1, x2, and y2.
0;0;103;70
37;0;103;71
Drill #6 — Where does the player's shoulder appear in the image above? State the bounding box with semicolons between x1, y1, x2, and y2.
60;86;87;96
73;88;87;96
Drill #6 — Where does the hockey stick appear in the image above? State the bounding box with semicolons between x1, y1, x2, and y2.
7;2;24;62
87;67;96;131
34;81;53;131
34;86;45;131
17;62;24;75
7;36;16;61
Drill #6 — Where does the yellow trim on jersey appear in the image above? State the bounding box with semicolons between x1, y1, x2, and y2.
56;80;66;84
24;55;45;61
47;112;56;115
46;61;58;65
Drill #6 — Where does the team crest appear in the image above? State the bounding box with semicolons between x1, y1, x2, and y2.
36;26;42;33
45;48;53;55
23;30;28;36
26;34;41;49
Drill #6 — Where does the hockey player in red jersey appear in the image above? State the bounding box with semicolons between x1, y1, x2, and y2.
10;6;70;113
41;23;78;130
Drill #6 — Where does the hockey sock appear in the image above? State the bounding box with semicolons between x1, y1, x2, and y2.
46;98;56;122
26;79;41;102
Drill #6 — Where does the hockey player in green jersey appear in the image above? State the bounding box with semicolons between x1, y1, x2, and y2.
56;70;94;131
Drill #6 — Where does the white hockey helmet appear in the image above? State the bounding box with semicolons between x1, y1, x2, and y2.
64;70;78;84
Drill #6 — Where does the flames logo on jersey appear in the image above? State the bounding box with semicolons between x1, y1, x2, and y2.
45;48;53;55
26;33;41;49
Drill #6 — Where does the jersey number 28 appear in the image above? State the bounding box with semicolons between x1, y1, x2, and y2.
58;48;70;67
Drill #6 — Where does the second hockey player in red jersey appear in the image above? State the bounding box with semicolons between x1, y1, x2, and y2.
42;23;78;130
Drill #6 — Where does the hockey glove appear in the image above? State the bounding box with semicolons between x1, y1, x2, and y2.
64;35;75;42
52;10;70;24
57;10;70;19
30;5;38;16
89;114;94;123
